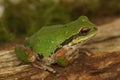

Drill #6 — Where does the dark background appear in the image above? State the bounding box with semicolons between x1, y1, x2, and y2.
0;0;119;45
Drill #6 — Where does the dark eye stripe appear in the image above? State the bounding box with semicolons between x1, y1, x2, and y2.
55;27;91;53
55;27;90;53
61;35;74;46
61;26;91;46
54;36;74;53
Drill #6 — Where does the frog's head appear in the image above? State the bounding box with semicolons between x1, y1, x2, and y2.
68;16;97;46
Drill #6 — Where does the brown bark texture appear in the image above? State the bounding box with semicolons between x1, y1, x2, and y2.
0;18;120;80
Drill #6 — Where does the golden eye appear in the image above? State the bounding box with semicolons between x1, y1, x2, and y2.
80;26;91;35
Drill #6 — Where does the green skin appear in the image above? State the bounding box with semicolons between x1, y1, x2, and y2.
15;16;97;67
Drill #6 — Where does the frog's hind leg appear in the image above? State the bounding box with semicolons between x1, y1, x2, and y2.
31;54;56;73
31;53;56;73
31;61;56;73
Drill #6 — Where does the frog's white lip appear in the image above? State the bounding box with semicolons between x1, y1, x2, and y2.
70;32;96;46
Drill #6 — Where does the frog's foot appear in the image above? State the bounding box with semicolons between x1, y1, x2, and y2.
78;48;92;56
31;62;56;73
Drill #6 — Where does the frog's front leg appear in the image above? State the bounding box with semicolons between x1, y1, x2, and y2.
54;45;80;66
62;45;80;62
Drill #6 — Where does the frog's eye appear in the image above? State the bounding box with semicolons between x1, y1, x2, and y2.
80;26;91;35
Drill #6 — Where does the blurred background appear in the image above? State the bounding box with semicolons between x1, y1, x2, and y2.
0;0;119;45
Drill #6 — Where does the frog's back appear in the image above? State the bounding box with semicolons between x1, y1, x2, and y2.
24;24;76;57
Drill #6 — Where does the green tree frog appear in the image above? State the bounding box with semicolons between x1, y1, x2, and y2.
15;16;97;73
